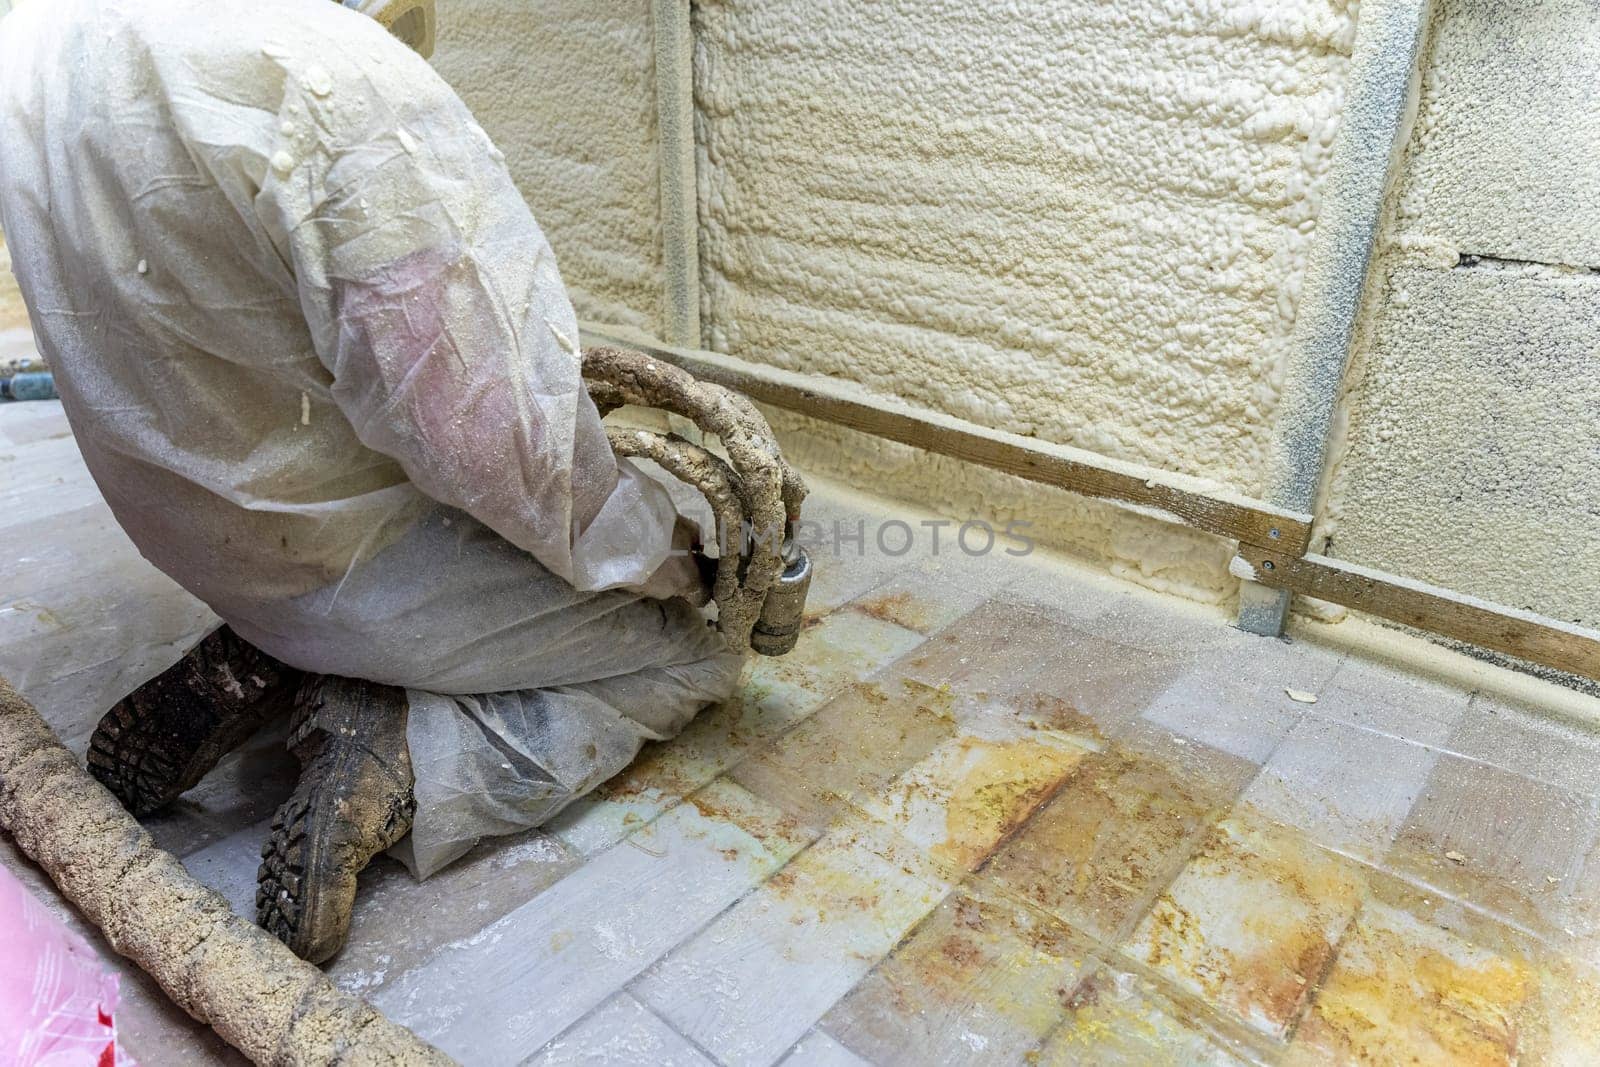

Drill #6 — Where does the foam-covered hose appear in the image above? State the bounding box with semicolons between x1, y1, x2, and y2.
0;675;453;1066
606;427;746;629
583;345;807;650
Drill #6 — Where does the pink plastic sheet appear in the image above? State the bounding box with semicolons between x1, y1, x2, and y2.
0;863;133;1066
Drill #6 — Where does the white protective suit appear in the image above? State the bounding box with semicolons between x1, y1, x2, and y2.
0;0;742;876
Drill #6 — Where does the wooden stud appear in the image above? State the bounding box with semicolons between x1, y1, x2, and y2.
1237;550;1600;683
579;326;1598;684
649;0;701;348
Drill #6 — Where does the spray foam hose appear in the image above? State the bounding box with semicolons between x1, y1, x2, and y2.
582;345;806;651
0;675;453;1066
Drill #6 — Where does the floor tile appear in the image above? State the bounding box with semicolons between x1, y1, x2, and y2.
1238;716;1440;862
1123;812;1369;1039
1138;670;1302;766
747;605;927;699
1001;631;1191;750
821;886;1093;1066
523;993;715;1067
1447;695;1600;799
729;679;960;832
1384;755;1600;939
986;728;1253;943
777;1031;873;1067
372;779;813;1063
8;400;1600;1066
854;716;1088;872
1034;963;1256;1067
1526;957;1600;1066
842;569;990;636
1286;899;1534;1066
329;832;581;998
1309;658;1473;747
889;598;1067;700
549;679;829;855
635;819;950;1067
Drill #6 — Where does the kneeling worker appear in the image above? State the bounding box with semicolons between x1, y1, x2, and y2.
0;0;740;962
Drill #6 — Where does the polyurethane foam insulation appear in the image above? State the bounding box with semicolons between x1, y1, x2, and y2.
0;236;28;332
430;0;665;334
692;1;1357;495
1320;0;1600;628
682;1;1358;600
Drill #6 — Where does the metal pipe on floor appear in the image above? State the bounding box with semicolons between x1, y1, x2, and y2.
0;370;56;401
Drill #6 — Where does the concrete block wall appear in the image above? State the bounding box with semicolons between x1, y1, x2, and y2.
1319;0;1600;628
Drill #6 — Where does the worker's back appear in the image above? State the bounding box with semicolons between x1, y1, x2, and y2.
0;0;440;612
0;0;682;676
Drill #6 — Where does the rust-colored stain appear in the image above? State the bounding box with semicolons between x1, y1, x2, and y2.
1290;903;1533;1065
1128;816;1366;1037
864;733;1083;871
987;745;1221;941
827;889;1091;1063
936;738;1081;869
853;589;939;633
1009;690;1106;744
626;591;1600;1063
754;827;936;935
732;680;958;829
1045;972;1211;1067
683;784;804;850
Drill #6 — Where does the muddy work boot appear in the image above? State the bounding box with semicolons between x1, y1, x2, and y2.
257;675;415;965
87;626;301;816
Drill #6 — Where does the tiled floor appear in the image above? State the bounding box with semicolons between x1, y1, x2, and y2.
4;399;1600;1065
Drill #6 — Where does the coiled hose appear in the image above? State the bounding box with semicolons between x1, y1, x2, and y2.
583;345;809;653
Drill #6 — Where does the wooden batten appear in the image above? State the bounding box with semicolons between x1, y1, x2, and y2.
1238;549;1600;683
583;327;1596;685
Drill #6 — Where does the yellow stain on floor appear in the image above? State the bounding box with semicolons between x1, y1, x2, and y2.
757;819;946;933
1006;689;1113;748
860;731;1086;871
1040;966;1251;1067
1287;901;1532;1065
825;887;1093;1063
730;679;962;831
986;744;1233;942
1126;812;1368;1038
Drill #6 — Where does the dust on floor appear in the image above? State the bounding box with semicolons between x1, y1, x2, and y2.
2;400;1598;1066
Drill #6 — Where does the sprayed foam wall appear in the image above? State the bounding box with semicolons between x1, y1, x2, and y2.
1320;0;1600;627
689;1;1357;600
431;0;664;334
0;236;27;332
425;1;1598;618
